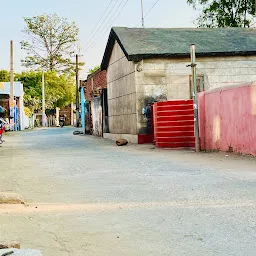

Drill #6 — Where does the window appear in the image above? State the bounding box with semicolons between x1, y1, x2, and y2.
189;75;204;99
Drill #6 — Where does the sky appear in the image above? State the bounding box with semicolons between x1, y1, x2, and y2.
0;0;198;79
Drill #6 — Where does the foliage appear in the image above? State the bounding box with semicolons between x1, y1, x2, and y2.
0;70;10;82
44;71;75;109
0;70;19;82
187;0;256;27
24;107;33;117
21;14;84;74
15;71;75;113
89;65;101;74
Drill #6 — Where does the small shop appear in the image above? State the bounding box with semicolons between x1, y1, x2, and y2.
0;82;27;131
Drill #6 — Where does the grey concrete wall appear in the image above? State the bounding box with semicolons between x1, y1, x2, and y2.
107;44;256;137
107;41;136;134
140;56;256;100
135;61;168;134
135;56;256;134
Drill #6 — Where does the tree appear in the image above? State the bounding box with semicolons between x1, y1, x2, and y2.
89;65;101;74
187;0;256;27
43;72;75;109
15;71;43;113
16;71;75;113
21;14;83;74
0;70;10;82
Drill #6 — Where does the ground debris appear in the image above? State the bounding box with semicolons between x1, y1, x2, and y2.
1;251;14;256
0;243;20;249
73;131;83;135
0;193;25;205
116;139;128;146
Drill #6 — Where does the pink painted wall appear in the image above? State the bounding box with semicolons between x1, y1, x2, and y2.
198;82;256;156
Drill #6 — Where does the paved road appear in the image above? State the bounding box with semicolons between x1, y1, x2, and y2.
0;128;256;255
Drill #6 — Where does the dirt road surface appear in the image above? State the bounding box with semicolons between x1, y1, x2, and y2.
0;128;255;255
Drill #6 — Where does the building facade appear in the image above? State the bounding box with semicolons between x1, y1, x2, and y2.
101;27;256;143
81;69;107;136
0;82;27;130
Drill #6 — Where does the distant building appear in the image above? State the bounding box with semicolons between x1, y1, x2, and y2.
101;27;256;143
0;82;27;130
80;69;107;136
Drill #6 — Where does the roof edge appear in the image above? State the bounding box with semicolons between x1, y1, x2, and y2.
128;51;256;61
101;28;130;70
101;27;256;69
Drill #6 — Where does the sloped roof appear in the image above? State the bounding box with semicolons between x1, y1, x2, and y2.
101;27;256;69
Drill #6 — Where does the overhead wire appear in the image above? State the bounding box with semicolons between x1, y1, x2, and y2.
84;0;128;51
84;0;120;46
84;0;129;52
135;0;161;27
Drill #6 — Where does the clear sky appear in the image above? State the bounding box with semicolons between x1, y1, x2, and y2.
0;0;198;79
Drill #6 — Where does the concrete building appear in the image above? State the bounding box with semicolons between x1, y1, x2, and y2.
80;69;107;136
101;27;256;143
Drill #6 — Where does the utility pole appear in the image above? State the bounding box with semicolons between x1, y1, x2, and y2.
10;40;15;131
141;0;145;28
75;54;80;127
42;71;46;127
190;44;200;152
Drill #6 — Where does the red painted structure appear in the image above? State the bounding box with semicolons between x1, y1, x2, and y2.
198;83;256;156
81;69;107;102
153;100;195;148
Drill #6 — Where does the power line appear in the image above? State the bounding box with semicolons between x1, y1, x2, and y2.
84;0;123;48
84;0;127;50
84;0;129;52
135;0;161;27
85;0;117;42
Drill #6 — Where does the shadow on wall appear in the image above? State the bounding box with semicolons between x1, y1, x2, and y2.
139;95;167;134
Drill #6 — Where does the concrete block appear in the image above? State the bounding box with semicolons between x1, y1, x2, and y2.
0;193;25;204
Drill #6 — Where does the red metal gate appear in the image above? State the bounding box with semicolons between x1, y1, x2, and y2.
153;100;195;149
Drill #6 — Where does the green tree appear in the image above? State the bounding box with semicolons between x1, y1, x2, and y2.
89;65;100;74
0;70;10;82
16;71;75;113
21;14;83;74
188;0;256;27
44;72;75;109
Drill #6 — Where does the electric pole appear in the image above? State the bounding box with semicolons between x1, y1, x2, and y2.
190;44;200;152
10;40;15;131
75;54;80;127
42;71;46;127
141;0;145;28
